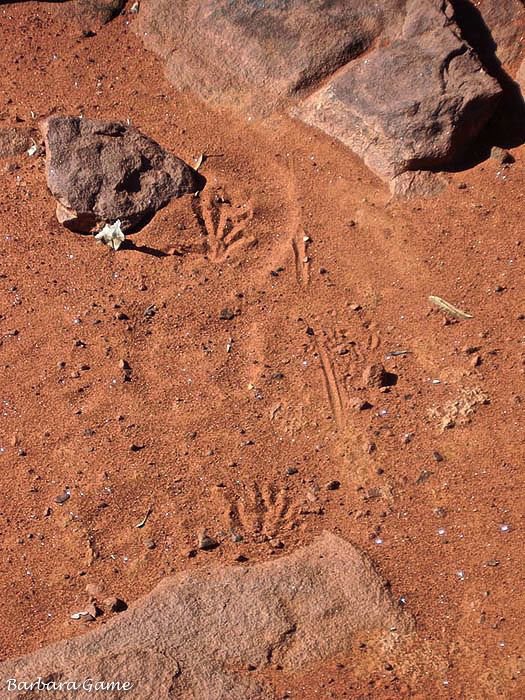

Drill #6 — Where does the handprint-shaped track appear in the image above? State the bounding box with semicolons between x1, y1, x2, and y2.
218;482;301;540
192;187;255;262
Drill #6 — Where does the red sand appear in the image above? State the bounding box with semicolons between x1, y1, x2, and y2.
0;3;524;697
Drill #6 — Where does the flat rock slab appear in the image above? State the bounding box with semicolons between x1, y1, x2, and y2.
296;0;502;194
40;116;204;233
135;0;407;113
0;533;411;699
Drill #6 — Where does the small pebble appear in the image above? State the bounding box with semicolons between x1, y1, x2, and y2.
326;480;340;491
219;308;235;320
54;490;71;505
198;533;219;551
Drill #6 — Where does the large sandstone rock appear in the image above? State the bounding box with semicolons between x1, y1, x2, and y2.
0;533;411;699
40;116;204;233
296;0;502;194
135;0;407;113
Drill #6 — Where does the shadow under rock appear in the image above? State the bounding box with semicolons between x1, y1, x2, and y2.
120;240;169;258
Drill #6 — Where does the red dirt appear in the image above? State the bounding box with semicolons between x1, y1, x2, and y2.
0;3;524;698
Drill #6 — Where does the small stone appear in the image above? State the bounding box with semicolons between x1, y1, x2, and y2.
462;345;480;355
118;359;131;370
43;506;52;517
485;559;499;567
55;490;71;504
458;182;467;189
416;470;433;484
130;443;145;452
432;451;444;462
326;480;341;491
362;363;391;388
116;311;129;320
145;539;156;549
235;554;248;562
231;533;243;543
219;308;235;320
286;466;298;476
470;354;482;367
198;532;219;551
490;146;514;165
104;596;128;613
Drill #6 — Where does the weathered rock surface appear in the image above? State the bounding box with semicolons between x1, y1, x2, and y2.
40;116;204;233
296;0;502;194
135;0;407;113
0;533;411;699
0;127;37;159
70;0;126;31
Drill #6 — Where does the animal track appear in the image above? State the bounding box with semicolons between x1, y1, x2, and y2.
192;187;255;262
217;482;301;540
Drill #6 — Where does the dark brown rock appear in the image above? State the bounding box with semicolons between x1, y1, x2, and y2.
40;116;204;233
0;533;411;699
297;0;502;194
135;0;407;114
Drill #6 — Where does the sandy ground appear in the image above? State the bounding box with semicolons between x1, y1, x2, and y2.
0;3;524;698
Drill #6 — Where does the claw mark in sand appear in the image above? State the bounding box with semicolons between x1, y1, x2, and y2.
291;233;310;287
192;188;255;262
316;338;345;431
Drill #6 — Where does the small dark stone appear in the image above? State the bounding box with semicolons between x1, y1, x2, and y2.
286;466;298;476
198;533;219;551
432;451;444;462
305;326;315;336
416;470;433;485
130;443;145;452
54;490;71;504
326;480;341;490
219;308;235;320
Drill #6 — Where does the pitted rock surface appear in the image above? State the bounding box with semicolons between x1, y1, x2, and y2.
0;533;412;699
40;115;204;233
